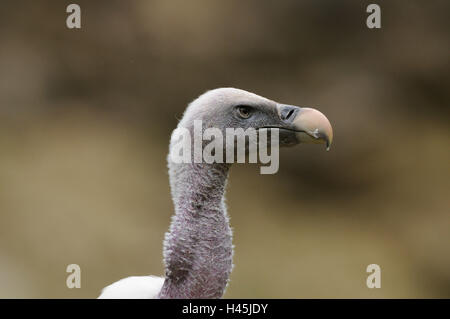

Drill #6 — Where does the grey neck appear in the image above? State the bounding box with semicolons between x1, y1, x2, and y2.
158;160;233;298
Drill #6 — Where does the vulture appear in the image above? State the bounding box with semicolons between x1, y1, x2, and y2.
98;88;333;298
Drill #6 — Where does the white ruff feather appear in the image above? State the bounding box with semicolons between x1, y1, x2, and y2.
98;276;164;299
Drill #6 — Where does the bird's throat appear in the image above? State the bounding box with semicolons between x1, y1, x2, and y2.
158;161;233;298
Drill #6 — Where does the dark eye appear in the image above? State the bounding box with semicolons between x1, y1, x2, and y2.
236;105;252;119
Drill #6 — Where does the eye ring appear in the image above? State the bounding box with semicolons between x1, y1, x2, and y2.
236;105;252;119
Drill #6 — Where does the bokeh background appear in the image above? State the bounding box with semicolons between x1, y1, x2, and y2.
0;0;449;298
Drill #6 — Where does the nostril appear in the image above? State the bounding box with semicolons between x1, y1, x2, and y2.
286;109;295;120
280;106;297;121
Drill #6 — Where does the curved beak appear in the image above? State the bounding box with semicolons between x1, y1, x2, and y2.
293;107;333;150
277;104;333;150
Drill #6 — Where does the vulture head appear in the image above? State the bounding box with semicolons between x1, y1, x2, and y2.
175;87;333;163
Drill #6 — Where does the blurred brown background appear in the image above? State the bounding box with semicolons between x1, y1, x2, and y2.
0;0;449;298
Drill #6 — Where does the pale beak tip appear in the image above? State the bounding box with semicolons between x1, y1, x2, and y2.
292;107;333;151
325;135;332;151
